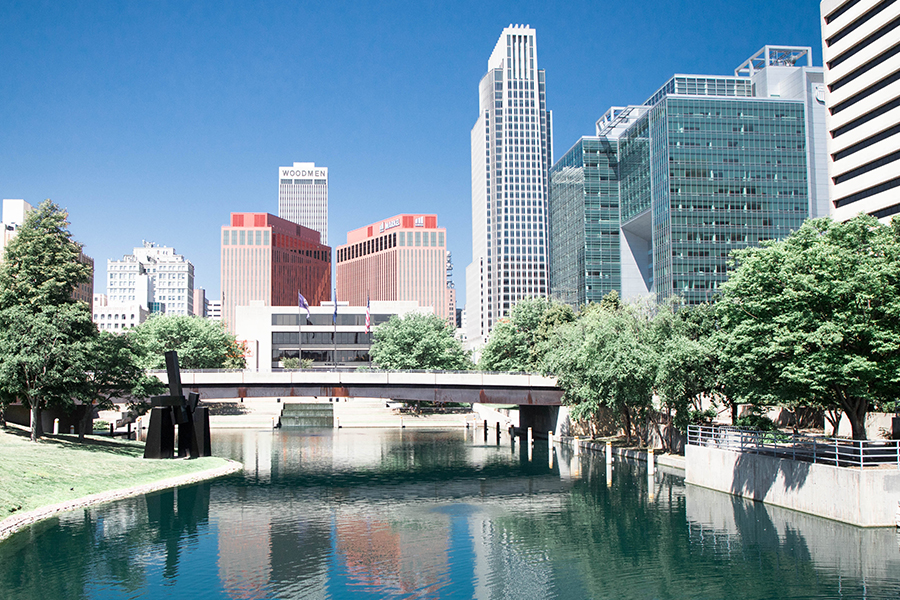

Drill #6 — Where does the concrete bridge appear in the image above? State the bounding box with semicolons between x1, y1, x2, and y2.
152;369;566;434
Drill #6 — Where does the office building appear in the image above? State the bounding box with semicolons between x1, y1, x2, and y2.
466;24;553;347
221;212;330;331
549;46;828;306
192;287;208;317
234;300;428;370
821;0;900;221
107;241;194;315
92;293;148;332
336;214;453;322
278;162;329;244
207;299;222;321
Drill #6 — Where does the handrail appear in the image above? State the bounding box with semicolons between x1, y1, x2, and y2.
687;424;900;470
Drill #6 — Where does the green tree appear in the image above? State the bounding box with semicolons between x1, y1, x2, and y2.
652;301;721;444
370;313;472;370
478;297;574;372
543;295;657;444
717;216;900;440
79;332;165;438
128;315;247;370
0;200;95;441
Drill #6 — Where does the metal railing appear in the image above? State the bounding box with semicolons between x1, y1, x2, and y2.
687;424;900;470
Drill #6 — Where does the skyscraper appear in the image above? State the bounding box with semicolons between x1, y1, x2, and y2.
335;214;453;322
549;46;829;307
821;0;900;222
220;212;330;331
278;162;329;244
465;25;553;347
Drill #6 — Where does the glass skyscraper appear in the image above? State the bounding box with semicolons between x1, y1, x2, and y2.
549;46;830;306
466;25;553;347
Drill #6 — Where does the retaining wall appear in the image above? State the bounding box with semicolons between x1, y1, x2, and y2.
686;444;900;527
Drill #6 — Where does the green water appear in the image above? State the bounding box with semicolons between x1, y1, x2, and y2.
1;428;899;599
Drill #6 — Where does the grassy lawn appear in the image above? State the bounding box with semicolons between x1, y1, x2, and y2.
0;423;232;518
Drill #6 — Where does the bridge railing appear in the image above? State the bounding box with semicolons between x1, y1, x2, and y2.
149;367;550;377
687;424;900;470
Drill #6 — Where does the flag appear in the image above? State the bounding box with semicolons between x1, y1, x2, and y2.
333;289;338;325
297;290;311;324
365;294;371;333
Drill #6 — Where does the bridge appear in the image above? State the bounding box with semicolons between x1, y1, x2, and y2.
153;369;563;406
152;369;565;433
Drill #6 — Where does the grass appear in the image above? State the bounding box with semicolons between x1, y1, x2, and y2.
0;423;232;517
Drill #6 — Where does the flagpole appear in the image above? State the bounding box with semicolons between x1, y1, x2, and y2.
333;288;338;368
298;289;302;368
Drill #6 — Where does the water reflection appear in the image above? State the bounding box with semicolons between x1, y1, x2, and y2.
0;429;899;599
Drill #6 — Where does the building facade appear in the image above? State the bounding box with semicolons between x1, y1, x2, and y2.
221;212;331;332
278;162;329;245
466;24;553;347
92;293;148;332
192;287;208;317
234;300;428;370
821;0;900;221
549;46;829;306
107;241;194;316
336;214;453;322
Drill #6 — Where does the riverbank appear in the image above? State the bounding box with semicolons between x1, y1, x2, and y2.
0;423;242;541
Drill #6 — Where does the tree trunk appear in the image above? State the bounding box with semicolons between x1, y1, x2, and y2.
731;401;738;425
840;393;868;441
824;408;842;436
30;403;42;442
622;406;632;445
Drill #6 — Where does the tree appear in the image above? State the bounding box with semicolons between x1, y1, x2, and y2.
543;295;657;444
128;315;247;370
717;216;900;440
478;297;574;372
370;313;472;370
0;200;94;441
78;332;165;438
652;301;721;446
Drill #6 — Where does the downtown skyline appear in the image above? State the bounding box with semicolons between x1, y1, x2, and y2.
0;0;824;306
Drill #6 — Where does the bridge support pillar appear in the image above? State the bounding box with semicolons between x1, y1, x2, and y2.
519;405;558;439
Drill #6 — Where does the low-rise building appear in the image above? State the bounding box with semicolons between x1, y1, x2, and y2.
234;300;429;371
92;294;148;333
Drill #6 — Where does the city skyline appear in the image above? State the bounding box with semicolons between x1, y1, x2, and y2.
0;1;824;306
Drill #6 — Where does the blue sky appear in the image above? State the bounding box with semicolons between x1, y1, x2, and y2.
0;0;824;307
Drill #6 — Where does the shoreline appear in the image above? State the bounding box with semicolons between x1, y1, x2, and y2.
0;458;243;542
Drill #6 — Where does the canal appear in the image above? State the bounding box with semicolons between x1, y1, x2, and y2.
2;428;899;599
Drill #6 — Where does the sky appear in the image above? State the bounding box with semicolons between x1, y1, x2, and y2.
0;0;825;308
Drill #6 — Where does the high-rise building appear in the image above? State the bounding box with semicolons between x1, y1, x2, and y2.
192;287;208;317
466;25;553;347
335;214;453;322
278;162;329;245
107;242;194;315
221;212;330;331
821;0;900;222
549;46;829;306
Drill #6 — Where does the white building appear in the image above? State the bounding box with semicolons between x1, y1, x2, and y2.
821;0;900;221
1;199;33;263
207;298;222;321
107;241;195;315
234;300;429;371
465;25;553;348
278;161;329;245
92;293;149;333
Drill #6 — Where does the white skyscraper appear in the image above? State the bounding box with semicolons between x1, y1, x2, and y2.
821;0;900;222
465;25;553;347
278;161;329;245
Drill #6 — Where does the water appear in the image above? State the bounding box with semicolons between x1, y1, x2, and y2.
2;428;899;599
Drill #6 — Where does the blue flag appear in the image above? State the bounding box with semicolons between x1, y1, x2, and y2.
333;290;337;325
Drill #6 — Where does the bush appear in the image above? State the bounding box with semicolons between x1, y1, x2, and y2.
734;412;778;431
